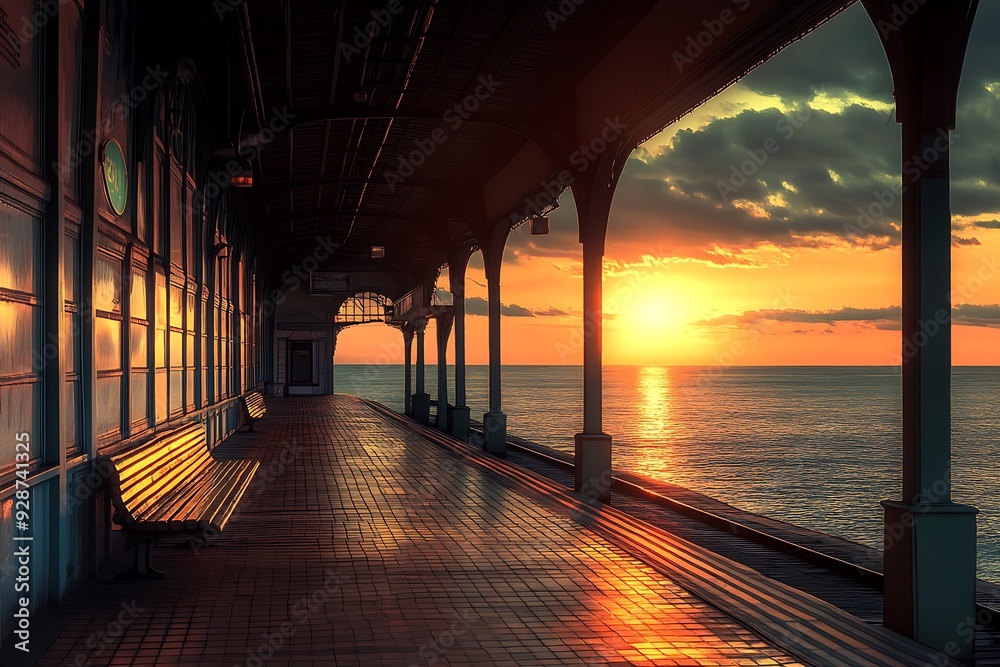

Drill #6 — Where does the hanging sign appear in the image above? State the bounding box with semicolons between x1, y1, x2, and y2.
101;139;128;216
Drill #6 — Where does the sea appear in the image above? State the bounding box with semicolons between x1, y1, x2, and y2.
333;364;1000;581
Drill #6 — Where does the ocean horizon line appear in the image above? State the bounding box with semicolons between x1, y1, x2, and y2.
333;363;1000;368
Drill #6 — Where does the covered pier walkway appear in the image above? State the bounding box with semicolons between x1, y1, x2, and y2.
4;396;964;667
0;0;990;662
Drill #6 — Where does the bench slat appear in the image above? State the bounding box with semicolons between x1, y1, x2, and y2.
98;420;259;577
113;426;207;508
241;391;267;428
146;459;256;531
123;441;213;521
199;461;260;532
142;467;228;529
101;422;258;533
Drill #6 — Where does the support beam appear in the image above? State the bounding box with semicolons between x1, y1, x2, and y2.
448;251;471;441
482;238;507;455
572;177;616;504
862;1;980;660
42;2;69;600
403;325;414;415
328;329;338;395
411;319;430;422
435;309;454;432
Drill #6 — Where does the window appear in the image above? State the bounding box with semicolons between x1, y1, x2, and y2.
129;263;149;430
154;267;167;423
94;251;123;443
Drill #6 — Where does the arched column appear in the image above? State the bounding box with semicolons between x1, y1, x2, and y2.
402;324;414;415
572;174;617;504
862;1;980;659
411;318;430;422
436;309;455;432
448;246;473;440
328;326;339;396
482;226;511;455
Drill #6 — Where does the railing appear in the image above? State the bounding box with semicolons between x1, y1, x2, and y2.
389;287;422;322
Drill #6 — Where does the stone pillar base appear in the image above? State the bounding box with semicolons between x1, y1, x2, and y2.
449;406;471;442
574;432;612;504
483;412;507;456
882;500;978;663
411;393;430;423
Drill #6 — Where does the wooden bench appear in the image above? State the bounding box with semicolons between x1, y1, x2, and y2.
241;391;267;432
98;422;259;578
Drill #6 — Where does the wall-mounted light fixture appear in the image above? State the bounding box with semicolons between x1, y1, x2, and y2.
370;245;386;259
529;216;549;235
230;158;254;187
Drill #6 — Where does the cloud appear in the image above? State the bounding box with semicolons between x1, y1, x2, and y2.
694;305;901;327
952;235;981;247
694;303;1000;330
466;296;489;316
500;2;1000;268
533;306;572;317
954;304;1000;328
502;303;534;317
464;296;535;317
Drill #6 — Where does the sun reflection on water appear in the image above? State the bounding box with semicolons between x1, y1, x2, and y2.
634;366;679;483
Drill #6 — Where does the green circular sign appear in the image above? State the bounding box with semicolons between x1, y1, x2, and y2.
101;139;127;216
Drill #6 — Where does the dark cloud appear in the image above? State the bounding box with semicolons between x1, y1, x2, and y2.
966;220;1000;229
953;236;982;247
466;296;489;316
954;304;1000;328
533;306;572;317
694;306;901;327
502;303;534;317
695;303;1000;329
501;2;1000;266
464;296;535;317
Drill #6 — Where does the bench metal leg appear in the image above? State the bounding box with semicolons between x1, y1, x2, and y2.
116;537;166;580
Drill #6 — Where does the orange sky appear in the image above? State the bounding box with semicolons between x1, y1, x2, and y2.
334;3;1000;367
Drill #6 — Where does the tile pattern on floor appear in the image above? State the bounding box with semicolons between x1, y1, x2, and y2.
18;396;804;667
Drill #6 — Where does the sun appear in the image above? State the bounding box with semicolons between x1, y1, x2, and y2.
636;300;678;330
619;282;691;334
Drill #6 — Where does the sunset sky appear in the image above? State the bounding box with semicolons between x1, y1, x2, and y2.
337;1;1000;366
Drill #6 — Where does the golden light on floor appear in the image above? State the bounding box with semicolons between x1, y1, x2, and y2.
574;541;789;665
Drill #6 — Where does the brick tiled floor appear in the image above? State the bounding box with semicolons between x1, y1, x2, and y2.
17;396;805;666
